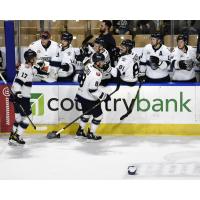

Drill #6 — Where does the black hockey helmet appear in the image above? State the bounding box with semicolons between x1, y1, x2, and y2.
61;32;73;41
151;32;162;40
92;52;105;63
94;37;105;47
177;34;187;42
24;49;37;62
121;39;135;50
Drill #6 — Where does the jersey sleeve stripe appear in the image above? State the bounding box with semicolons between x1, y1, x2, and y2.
89;89;98;93
24;82;32;87
49;60;61;67
15;78;24;86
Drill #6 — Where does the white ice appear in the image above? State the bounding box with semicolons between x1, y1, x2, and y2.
1;134;200;179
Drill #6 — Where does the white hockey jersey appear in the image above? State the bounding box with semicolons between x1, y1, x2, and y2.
171;45;196;81
83;45;111;80
29;39;60;62
140;44;171;79
12;64;37;98
109;51;140;82
57;45;76;78
29;39;60;82
76;64;106;101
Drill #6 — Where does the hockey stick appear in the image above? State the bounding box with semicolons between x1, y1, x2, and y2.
47;81;120;139
120;81;142;121
81;34;94;47
0;72;37;130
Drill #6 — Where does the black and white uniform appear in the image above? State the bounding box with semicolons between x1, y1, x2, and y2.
108;51;140;85
56;45;76;82
83;45;112;83
171;45;197;82
11;64;37;136
29;39;60;82
140;44;171;82
76;64;108;133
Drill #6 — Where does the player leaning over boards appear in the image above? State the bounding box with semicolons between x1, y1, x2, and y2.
29;31;60;82
9;49;49;145
139;33;171;83
171;34;197;82
75;53;111;141
81;37;112;85
104;39;139;85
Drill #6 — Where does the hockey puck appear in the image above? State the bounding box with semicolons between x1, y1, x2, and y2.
128;166;137;175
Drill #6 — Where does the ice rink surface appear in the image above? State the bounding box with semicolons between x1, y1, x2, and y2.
1;134;200;179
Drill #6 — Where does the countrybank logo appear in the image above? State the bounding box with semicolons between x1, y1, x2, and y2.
30;93;44;116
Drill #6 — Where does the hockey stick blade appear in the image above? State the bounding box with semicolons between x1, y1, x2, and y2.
120;82;142;121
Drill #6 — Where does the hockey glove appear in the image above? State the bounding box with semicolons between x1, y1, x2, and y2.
34;65;49;76
197;54;200;62
178;60;187;70
138;72;146;83
61;63;70;72
103;93;111;103
14;91;23;103
185;59;194;71
149;55;159;70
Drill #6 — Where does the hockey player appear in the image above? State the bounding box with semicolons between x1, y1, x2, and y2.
29;31;60;82
56;32;77;82
139;33;171;82
9;49;48;145
171;34;197;82
81;37;112;85
105;39;140;85
75;53;111;140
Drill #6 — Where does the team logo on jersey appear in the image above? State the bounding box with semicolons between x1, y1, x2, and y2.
96;72;101;76
122;57;126;62
159;51;163;56
67;52;71;56
31;93;44;116
37;50;41;53
147;51;150;55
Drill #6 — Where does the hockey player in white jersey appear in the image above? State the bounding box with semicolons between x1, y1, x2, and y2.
171;34;197;82
105;39;139;85
139;33;171;82
29;31;60;82
75;53;111;140
9;49;48;145
56;32;77;82
80;37;112;85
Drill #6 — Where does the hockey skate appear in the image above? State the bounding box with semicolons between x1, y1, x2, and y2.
86;128;102;141
75;126;87;139
9;131;25;145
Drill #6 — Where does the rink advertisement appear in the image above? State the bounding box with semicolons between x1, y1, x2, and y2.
0;84;15;132
1;82;200;135
24;83;200;135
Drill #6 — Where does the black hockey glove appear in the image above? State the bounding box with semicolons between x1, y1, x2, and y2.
33;65;49;76
14;91;23;103
138;73;146;83
61;63;70;72
104;93;111;103
178;60;187;70
75;52;85;62
149;55;160;70
196;54;200;62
